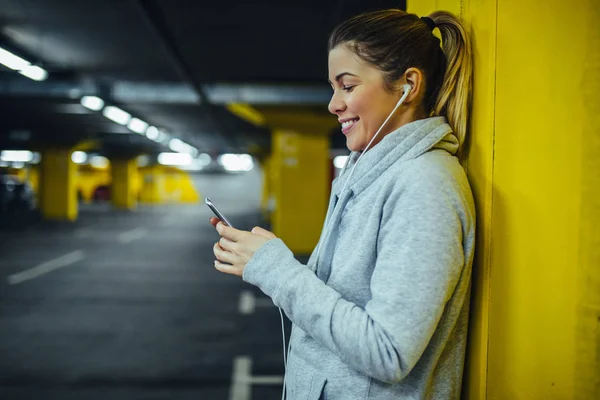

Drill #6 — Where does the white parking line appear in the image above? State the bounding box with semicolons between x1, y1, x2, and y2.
238;290;275;315
229;356;284;400
7;250;86;285
118;228;147;244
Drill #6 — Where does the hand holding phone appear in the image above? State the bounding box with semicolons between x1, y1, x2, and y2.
205;197;234;228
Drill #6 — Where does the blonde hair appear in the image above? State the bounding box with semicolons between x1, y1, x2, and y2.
429;11;473;157
328;10;473;156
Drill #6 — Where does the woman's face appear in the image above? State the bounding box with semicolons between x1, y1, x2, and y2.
328;44;405;152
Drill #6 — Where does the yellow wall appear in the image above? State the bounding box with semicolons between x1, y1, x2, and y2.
407;0;600;398
77;165;111;202
161;166;200;203
489;0;598;398
138;165;200;204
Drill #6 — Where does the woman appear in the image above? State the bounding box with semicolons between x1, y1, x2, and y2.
211;9;475;400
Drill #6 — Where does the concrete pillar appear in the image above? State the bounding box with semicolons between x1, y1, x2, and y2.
111;158;137;210
408;1;600;398
39;148;77;221
271;130;329;254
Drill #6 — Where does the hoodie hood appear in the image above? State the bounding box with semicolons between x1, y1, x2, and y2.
312;116;458;277
333;116;458;197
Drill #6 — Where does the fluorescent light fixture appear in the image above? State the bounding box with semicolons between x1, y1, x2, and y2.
71;151;87;164
0;46;48;81
89;155;109;168
19;64;48;81
81;96;104;111
217;153;254;172
145;126;160;141
0;150;34;163
157;152;193;166
157;131;170;143
197;153;212;167
0;46;30;70
333;155;349;169
127;118;149;134
169;138;198;155
168;138;185;152
102;106;131;125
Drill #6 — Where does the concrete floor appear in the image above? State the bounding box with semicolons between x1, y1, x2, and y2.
0;170;292;400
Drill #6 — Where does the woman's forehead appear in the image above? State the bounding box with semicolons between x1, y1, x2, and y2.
328;45;377;81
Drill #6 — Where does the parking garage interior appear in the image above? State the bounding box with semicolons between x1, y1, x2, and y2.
1;1;599;400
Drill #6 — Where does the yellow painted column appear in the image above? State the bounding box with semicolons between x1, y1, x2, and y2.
408;2;493;398
39;148;77;221
407;1;600;398
488;0;598;398
111;159;137;210
260;154;274;220
271;130;329;254
138;165;163;204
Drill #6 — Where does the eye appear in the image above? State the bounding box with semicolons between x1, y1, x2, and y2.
342;85;355;92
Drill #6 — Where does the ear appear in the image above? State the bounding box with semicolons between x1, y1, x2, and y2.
403;67;425;103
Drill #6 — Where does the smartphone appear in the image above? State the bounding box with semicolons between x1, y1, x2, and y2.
205;197;234;228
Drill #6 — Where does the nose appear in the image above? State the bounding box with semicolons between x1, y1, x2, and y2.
328;91;346;115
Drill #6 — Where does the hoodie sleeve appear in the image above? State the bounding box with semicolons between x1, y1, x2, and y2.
242;165;467;383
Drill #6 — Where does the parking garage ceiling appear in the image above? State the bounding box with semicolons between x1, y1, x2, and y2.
0;0;406;155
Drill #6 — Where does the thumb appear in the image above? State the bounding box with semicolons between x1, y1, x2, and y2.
251;226;277;239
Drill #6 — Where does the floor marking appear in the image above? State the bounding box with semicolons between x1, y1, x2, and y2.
239;290;274;315
229;356;284;400
118;228;147;244
7;250;85;285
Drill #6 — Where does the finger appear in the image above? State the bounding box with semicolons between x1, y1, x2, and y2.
251;226;277;239
216;221;244;242
213;242;237;264
209;217;221;228
219;237;237;252
214;260;242;277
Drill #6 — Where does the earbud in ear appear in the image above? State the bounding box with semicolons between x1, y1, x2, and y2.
403;84;412;94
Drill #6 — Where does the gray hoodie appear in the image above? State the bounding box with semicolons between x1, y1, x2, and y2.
243;116;476;400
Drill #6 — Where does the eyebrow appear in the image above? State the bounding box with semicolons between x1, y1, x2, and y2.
328;72;358;85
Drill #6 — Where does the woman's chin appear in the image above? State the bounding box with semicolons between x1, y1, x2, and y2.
346;140;362;153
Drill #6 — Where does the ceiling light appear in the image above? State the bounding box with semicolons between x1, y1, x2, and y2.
145;126;159;141
157;152;193;166
0;46;30;70
217;153;254;172
81;96;104;111
89;155;109;168
127;118;149;134
0;150;33;163
71;151;87;164
102;106;131;126
0;46;48;81
168;138;186;152
169;138;198;155
18;65;48;81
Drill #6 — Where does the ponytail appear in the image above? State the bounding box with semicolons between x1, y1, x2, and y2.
429;11;473;157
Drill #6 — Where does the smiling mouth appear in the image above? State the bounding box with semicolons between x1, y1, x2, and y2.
341;118;359;134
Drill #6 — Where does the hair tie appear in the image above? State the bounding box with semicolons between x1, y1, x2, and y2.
420;16;435;31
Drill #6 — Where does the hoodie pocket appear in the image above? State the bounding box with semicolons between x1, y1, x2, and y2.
286;355;327;400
